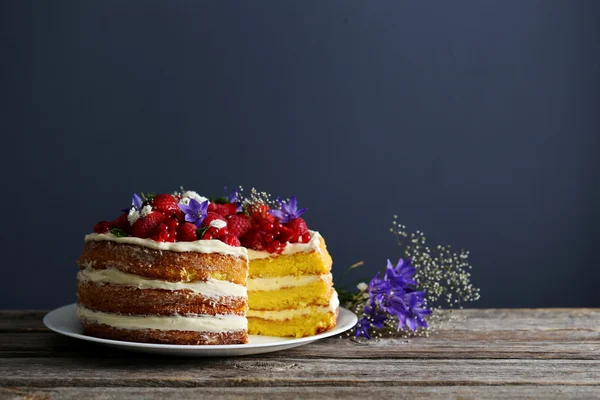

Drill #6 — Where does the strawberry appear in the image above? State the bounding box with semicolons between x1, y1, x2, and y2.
131;212;168;238
93;221;110;234
151;194;179;216
241;229;266;251
220;234;241;247
203;212;227;227
227;214;251;238
109;214;130;232
209;203;237;217
177;222;197;242
286;218;308;236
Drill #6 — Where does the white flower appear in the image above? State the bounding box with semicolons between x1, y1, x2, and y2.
209;219;227;229
357;282;368;292
141;205;153;218
180;191;209;205
127;208;140;225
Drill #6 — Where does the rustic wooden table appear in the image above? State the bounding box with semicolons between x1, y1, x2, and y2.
0;309;598;399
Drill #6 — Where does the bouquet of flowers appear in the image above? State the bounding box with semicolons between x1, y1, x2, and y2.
339;216;480;339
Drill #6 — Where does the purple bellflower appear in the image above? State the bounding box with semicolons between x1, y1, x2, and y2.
268;196;307;223
178;198;209;228
224;186;242;212
121;193;143;213
355;258;431;338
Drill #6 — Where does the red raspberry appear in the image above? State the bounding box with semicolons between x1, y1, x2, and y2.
109;214;130;231
241;230;266;251
177;222;197;242
131;212;169;238
93;221;110;234
151;194;179;216
286;218;308;236
220;234;241;247
202;212;227;228
208;203;237;217
227;214;251;238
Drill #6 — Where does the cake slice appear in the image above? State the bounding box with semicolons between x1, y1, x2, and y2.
239;196;338;337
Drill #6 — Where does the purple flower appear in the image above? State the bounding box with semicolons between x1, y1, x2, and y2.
178;198;209;228
355;316;372;339
384;258;417;287
121;193;143;213
403;292;432;331
354;258;431;338
268;196;307;223
224;186;242;212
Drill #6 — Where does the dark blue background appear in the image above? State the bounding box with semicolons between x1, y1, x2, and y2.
5;1;599;309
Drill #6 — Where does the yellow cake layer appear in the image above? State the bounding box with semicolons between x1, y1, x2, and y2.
249;237;332;278
248;280;333;311
248;312;337;338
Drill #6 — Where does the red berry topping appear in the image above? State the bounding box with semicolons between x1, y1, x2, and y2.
203;212;227;227
220;234;241;247
277;225;296;243
151;194;179;216
93;221;110;234
109;214;130;232
131;212;169;239
210;203;237;217
241;230;266;251
286;217;308;236
301;232;312;243
266;240;285;254
165;218;180;230
177;222;197;242
227;214;251;238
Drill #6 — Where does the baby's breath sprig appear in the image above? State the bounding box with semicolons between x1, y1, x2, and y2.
239;187;277;210
390;215;480;310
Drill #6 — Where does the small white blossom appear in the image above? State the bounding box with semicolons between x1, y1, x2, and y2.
209;219;227;229
357;282;368;292
127;208;140;225
180;191;208;205
141;205;153;218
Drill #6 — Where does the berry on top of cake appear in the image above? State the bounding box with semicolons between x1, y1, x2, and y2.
92;191;242;247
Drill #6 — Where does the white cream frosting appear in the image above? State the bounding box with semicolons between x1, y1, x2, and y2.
77;306;247;333
247;274;331;292
78;266;247;298
246;291;339;321
209;219;227;229
85;233;248;259
247;231;322;260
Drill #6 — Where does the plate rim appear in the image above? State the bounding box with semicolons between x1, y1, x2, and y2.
43;303;358;350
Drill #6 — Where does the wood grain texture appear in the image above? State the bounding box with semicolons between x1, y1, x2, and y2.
0;309;598;398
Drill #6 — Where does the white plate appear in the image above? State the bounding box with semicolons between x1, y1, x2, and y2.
43;304;357;357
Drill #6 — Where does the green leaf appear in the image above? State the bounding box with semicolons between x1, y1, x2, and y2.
110;228;129;238
210;196;228;204
196;225;209;238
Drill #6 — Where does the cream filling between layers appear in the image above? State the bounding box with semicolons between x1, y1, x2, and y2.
247;274;331;292
85;233;248;258
246;291;339;321
247;231;321;260
78;266;247;298
77;306;247;332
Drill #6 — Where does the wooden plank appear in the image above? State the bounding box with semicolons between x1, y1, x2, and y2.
2;309;598;332
0;311;46;332
0;358;598;387
1;385;599;400
1;331;598;360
